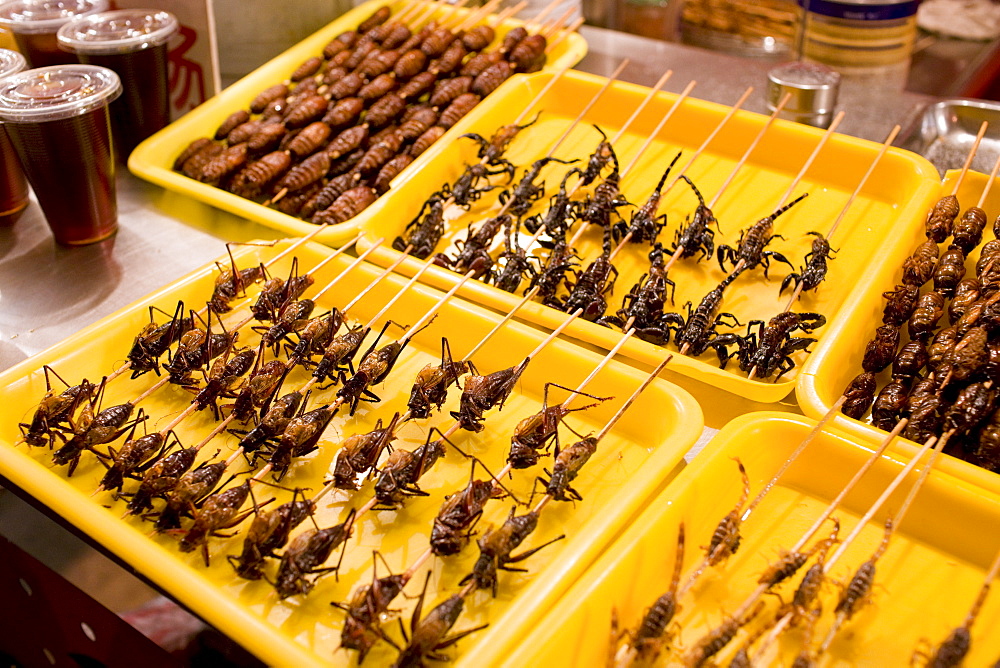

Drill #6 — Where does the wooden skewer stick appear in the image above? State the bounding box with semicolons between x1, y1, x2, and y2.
526;0;563;27
309;238;390;304
976;151;1000;209
406;0;442;28
708;92;793;210
540;5;575;38
511;63;571;127
776;110;845;207
951;120;989;197
453;0;500;31
548;59;630;158
548;16;584;48
491;0;527;27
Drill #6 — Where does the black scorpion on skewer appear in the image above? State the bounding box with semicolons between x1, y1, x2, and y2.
599;243;676;340
497;156;577;219
528;233;578;308
459;112;539;168
717;193;808;277
523;167;581;238
663;273;741;357
393;196;446;259
669;176;719;262
492;220;538;294
562;236;618;322
780;231;837;295
620;152;682;245
715;311;826;379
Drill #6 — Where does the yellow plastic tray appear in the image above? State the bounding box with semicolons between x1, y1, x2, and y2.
0;241;700;666
127;0;587;247
500;412;1000;667
353;69;942;404
799;170;1000;496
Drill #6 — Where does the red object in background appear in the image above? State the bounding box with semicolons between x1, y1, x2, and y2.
168;24;207;115
0;534;177;667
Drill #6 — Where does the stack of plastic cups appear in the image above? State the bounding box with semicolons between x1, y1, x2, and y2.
58;9;178;162
0;0;108;67
0;64;121;245
0;47;27;226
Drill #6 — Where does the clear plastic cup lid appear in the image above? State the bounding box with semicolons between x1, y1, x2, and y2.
0;0;109;35
0;48;26;79
0;64;120;121
57;9;178;55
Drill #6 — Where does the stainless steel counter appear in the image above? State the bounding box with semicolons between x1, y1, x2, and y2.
0;22;979;637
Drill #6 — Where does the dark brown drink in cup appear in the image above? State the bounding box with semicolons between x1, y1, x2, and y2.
58;10;178;161
0;0;108;68
0;65;121;245
0;48;28;226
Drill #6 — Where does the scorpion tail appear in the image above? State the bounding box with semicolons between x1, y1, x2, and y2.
655;151;683;193
771;192;810;220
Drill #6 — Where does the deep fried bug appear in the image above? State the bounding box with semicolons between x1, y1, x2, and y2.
313;186;378;225
179;141;223;179
908;291;946;341
942;382;993;435
717;194;807;276
460;50;501;77
952;205;987;253
664;275;740;357
327;70;365;101
420;26;457;57
231;151;292;198
229;489;314;580
410;125;446;158
934;247;967;296
338;321;422;415
720;311;826;379
194;347;257;418
437;213;507;277
902;239;939;287
266;404;337;479
781;231;837;295
451;358;529;433
19;369;97;448
429;40;467;75
941;326;989;384
539;435;599;502
284;94;328;128
286;121;331;158
356;48;401;79
234;390;304;456
863;324;900;373
461;507;562;596
882;283;921;327
123;446;198;516
492;226;538;295
872;377;910;431
509;34;547;71
439;92;480;129
365;92;406;128
529;233;578;308
471;60;513;97
256;298;316;354
274;151;330;195
344;40;378;70
841;371;877;419
173;137;214;171
429;75;472;108
407;338;473;419
374;430;449;508
126;303;194;378
323;96;365;129
374;153;413;193
274;508;357;599
398;107;438;141
358;5;390;33
53;401;142;475
177;479;254;565
892;339;928;380
215;109;250;140
925;195;960;242
247;122;287;154
358;72;398;103
330;413;401;490
430;460;506;556
562;242;618;322
97;430;170;495
398;70;437;100
624;153;682;245
229;358;290;423
332;556;407;660
290;55;321;81
950;278;981;324
601;244;675;341
250;83;289;114
152;458;228;531
393;196;445;258
199;142;249;184
227;119;263;146
461;24;494;52
508;383;609;469
311;324;371;386
393;579;486;667
501;156;576;219
393;49;427;78
355;134;404;176
326;124;369;160
670;176;719;262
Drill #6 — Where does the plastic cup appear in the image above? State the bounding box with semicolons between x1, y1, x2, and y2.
0;47;28;226
0;0;108;68
0;64;121;245
58;9;177;160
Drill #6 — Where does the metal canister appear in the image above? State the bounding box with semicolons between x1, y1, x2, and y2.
766;60;841;128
